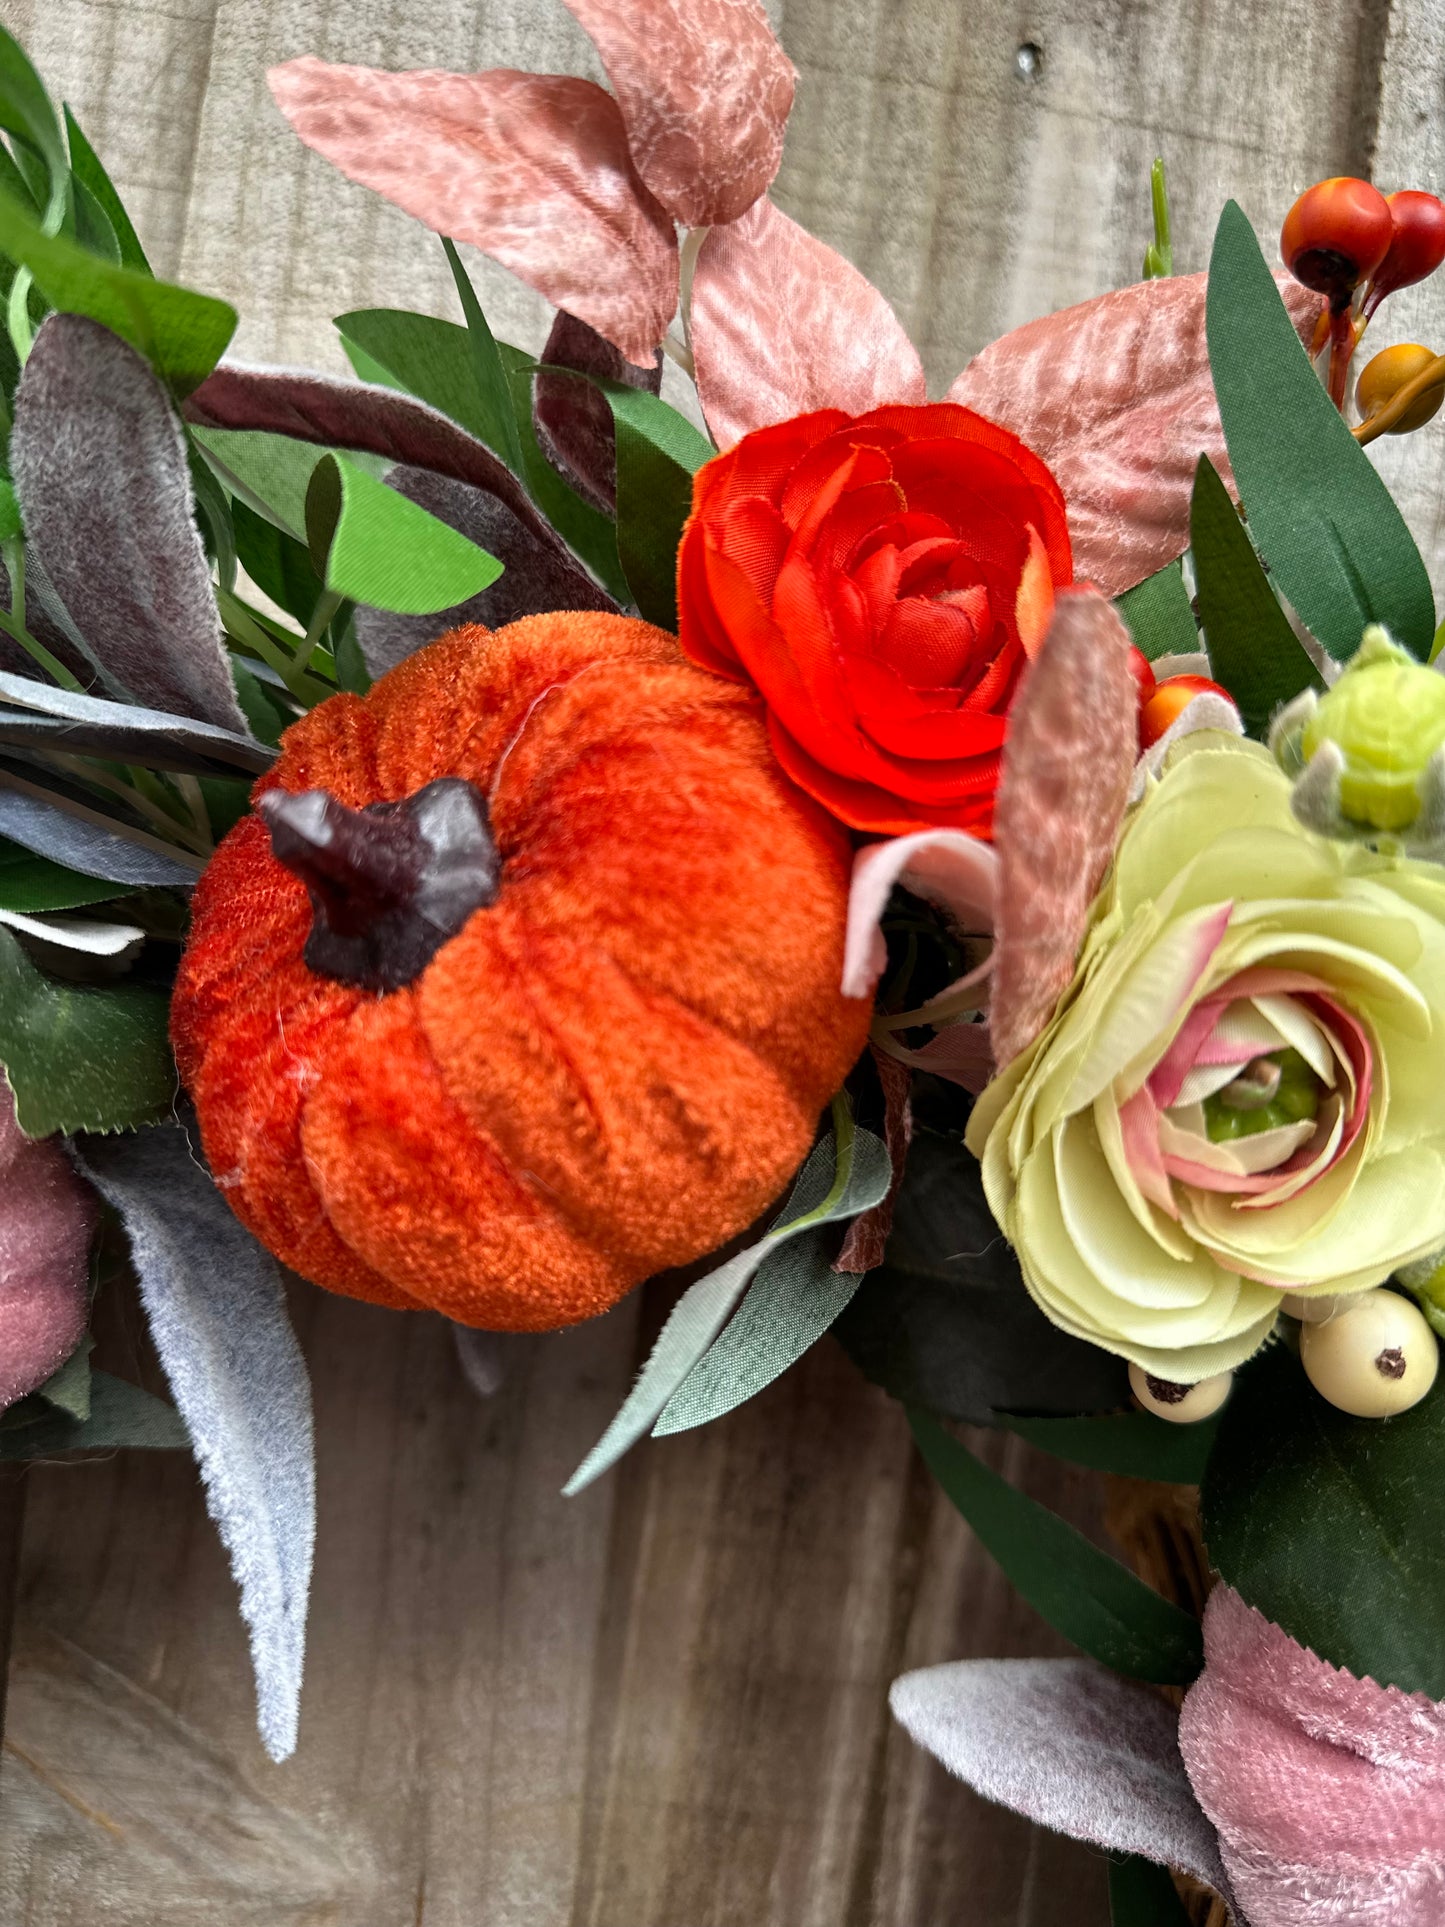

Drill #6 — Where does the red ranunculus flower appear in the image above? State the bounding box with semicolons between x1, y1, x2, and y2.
677;403;1073;835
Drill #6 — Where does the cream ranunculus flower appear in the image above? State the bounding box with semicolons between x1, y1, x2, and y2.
965;730;1445;1382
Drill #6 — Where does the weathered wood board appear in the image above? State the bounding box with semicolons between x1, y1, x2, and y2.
1;0;1443;1919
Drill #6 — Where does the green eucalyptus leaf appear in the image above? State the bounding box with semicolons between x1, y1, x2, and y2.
1190;454;1323;735
0;924;174;1135
0;835;128;912
63;107;151;274
0;191;234;396
1202;1340;1445;1698
1206;201;1435;660
910;1408;1204;1685
34;1333;93;1420
305;452;502;615
1115;560;1197;663
0;1368;189;1457
1001;1407;1222;1484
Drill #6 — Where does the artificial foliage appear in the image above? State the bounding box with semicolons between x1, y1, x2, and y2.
1;6;1444;1921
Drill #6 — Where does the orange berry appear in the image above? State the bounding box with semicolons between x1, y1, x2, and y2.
1281;178;1393;302
1356;342;1445;433
1139;675;1232;750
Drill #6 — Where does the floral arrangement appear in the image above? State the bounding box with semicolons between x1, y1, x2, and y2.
0;6;1443;1919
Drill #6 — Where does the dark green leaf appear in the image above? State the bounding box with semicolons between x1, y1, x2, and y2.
231;659;294;747
1190;454;1322;735
1002;1408;1222;1484
440;236;526;476
332;618;372;696
34;1333;92;1420
1207;201;1435;660
232;495;321;625
1202;1339;1445;1697
0;1368;189;1457
0;192;234;396
0;924;174;1134
64;106;151;274
910;1408;1204;1684
198;774;253;840
305;453;502;615
1108;1854;1193;1927
593;377;712;629
0;29;66;214
0;135;37;215
0;836;128;912
69;172;121;264
835;1130;1130;1423
1115;561;1197;663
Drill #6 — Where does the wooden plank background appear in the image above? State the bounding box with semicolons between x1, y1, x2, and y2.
1;1;1444;1922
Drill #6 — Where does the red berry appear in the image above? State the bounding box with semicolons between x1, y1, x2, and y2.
1139;675;1232;750
1364;191;1445;315
1281;178;1393;304
1128;646;1157;710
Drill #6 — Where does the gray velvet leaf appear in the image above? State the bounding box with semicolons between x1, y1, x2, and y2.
0;667;273;776
0;778;202;887
354;466;617;676
534;310;663;515
11;315;249;733
74;1119;315;1761
890;1658;1234;1912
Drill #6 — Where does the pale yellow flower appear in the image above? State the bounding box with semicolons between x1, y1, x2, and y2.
966;732;1445;1381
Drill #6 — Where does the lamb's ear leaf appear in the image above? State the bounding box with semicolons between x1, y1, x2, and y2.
10;313;248;730
1207;200;1435;659
0;925;173;1135
1189;453;1323;734
74;1120;315;1761
304;452;502;615
63;106;151;274
889;1656;1229;1903
909;1409;1204;1684
1116;560;1197;663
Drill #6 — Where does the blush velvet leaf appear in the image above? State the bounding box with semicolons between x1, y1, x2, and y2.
690;198;927;447
948;271;1324;597
559;0;795;226
268;60;677;367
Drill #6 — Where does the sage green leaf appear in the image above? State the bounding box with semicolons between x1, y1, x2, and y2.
910;1409;1204;1684
1202;1339;1445;1698
440;237;525;476
1190;454;1322;735
1000;1408;1222;1485
1108;1855;1194;1927
304;453;502;615
35;1333;92;1420
64;106;151;274
0;836;127;912
653;1126;892;1434
0;28;66;214
1115;560;1197;663
0;1368;188;1457
0;924;174;1135
0;191;234;396
1207;201;1435;660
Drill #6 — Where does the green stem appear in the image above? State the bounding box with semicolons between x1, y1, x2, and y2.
0;540;83;689
1143;158;1173;279
298;588;343;667
217;587;331;707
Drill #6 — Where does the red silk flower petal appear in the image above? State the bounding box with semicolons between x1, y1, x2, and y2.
268;59;678;367
947;272;1323;596
988;587;1138;1067
560;0;795;227
692;197;927;447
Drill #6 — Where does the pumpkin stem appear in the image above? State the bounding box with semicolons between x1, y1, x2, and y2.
259;779;500;991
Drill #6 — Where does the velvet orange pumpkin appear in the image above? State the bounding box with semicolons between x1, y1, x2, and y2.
172;613;872;1330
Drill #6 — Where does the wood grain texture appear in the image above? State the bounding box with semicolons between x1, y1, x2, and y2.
2;0;1442;1918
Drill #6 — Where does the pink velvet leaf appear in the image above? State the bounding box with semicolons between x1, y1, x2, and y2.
989;586;1137;1068
947;273;1324;597
560;0;795;227
268;59;678;367
0;1083;96;1410
842;828;997;1000
691;196;927;447
1179;1586;1445;1926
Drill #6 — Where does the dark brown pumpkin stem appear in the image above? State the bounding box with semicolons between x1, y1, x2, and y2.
259;779;500;992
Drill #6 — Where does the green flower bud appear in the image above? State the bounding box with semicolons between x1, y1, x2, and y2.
1299;626;1445;831
1395;1250;1445;1338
